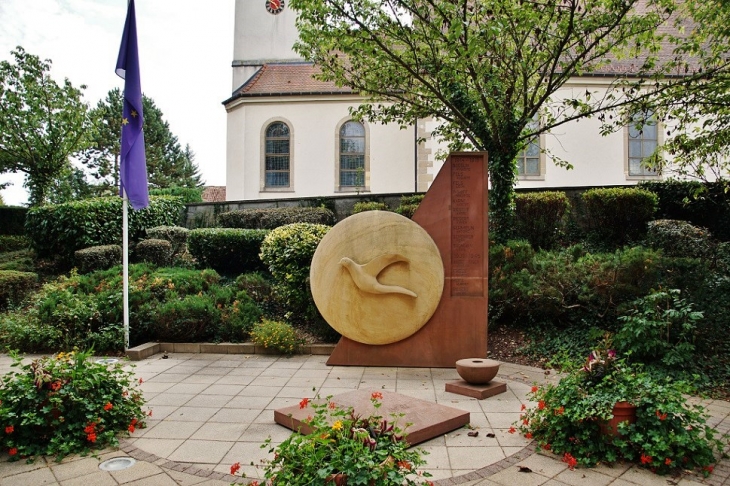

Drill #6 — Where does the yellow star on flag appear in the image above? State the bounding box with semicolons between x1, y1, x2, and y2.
122;118;129;126
131;110;138;118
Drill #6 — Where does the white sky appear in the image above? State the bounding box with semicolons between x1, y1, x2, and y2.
0;0;234;206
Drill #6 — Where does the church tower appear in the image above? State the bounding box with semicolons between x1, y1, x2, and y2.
232;0;301;89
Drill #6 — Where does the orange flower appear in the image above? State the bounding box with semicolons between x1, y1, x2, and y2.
371;392;383;400
508;426;516;434
84;422;96;434
562;452;577;470
230;462;241;475
665;458;672;466
8;447;17;456
641;454;653;465
531;386;539;393
250;482;259;486
397;460;412;470
87;433;97;443
538;400;546;410
299;398;310;409
103;402;113;411
555;406;565;415
525;432;533;439
50;381;62;391
4;426;13;434
655;410;667;421
128;424;136;433
329;401;336;409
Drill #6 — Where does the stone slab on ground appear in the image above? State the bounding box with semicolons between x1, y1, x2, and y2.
274;389;470;446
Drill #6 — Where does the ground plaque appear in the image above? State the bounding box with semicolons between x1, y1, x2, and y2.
325;152;489;367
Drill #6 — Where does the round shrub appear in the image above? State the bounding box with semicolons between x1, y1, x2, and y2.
0;270;38;310
250;319;304;354
151;293;220;342
145;225;189;255
259;223;330;321
352;201;389;214
134;239;173;266
187;228;270;275
646;219;714;259
74;245;122;274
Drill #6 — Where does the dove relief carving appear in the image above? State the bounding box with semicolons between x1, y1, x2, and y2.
339;254;417;298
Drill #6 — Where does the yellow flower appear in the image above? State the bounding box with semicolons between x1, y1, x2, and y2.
332;420;343;430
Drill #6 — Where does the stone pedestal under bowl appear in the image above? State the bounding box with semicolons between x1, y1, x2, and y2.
447;358;507;400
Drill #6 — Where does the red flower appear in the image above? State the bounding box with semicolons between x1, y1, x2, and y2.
250;482;259;486
640;454;653;465
371;392;383;400
328;402;336;409
299;398;310;409
543;443;551;451
138;378;144;384
131;418;138;426
555;406;565;415
50;381;62;391
525;432;533;439
230;462;241;475
531;386;539;393
522;418;529;425
520;404;526;411
103;402;113;411
538;400;546;410
704;465;715;474
147;410;153;417
4;426;13;434
8;447;17;456
128;424;136;433
84;422;96;434
87;433;97;443
397;460;412;470
562;452;577;470
664;458;672;466
508;426;516;434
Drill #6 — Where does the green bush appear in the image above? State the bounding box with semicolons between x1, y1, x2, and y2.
134;239;173;267
74;245;122;274
188;228;270;275
0;270;38;309
640;180;730;241
0;206;28;235
149;187;203;203
259;223;330;322
646;219;714;259
514;191;570;250
218;291;263;342
395;194;424;219
0;350;147;461
236;272;287;321
0;235;30;253
351;201;389;214
581;187;658;248
218;207;336;229
0;250;35;272
152;293;220;342
146;225;189;255
25;196;184;260
250;319;303;354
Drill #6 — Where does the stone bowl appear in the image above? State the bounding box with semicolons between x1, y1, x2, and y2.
455;358;501;385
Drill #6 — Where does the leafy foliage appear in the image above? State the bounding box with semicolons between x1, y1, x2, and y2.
25;196;184;261
352;201;390;214
145;225;189;256
646;219;714;259
134;239;173;267
394;194;424;219
0;350;147;461
0;270;37;310
0;235;29;253
0;47;90;206
217;207;336;229
250;319;304;355
250;393;431;484
187;228;270;276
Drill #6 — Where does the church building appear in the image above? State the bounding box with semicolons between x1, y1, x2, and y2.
224;0;664;202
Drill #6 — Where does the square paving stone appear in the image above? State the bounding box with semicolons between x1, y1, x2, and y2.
274;389;469;446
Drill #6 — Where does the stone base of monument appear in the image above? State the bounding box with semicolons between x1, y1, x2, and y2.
274;390;469;446
445;380;507;400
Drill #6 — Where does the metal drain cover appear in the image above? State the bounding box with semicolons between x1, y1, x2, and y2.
95;358;120;365
99;457;136;471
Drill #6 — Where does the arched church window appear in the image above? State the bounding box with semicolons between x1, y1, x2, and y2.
265;122;290;187
339;121;366;188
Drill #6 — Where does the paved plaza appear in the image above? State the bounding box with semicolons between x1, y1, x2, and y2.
0;352;729;485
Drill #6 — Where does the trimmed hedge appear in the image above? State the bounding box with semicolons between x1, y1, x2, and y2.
581;187;658;247
646;219;714;259
395;194;424;219
74;245;122;274
352;201;390;214
0;270;37;309
217;207;336;229
146;225;189;255
134;239;173;266
514;191;570;250
0;235;30;253
25;196;185;260
188;228;270;275
640;180;730;241
149;187;203;204
0;207;28;235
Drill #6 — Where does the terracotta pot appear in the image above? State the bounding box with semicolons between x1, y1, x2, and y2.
455;358;500;384
599;401;637;437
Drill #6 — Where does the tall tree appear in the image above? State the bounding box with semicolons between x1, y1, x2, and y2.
291;0;722;234
82;88;204;194
0;47;90;206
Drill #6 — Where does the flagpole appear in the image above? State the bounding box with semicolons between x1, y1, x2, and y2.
123;190;130;351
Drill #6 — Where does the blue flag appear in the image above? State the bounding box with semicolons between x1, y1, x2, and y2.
115;0;149;210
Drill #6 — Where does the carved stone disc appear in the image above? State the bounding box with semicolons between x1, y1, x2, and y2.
310;211;444;345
